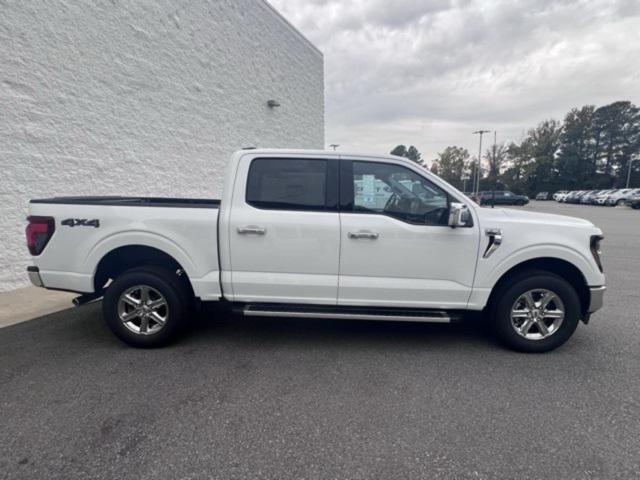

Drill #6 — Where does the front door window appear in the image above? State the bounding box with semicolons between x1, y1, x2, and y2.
351;161;449;225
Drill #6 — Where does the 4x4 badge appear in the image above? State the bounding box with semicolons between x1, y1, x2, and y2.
61;218;100;228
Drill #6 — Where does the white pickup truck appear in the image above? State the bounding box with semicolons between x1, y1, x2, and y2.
26;149;606;352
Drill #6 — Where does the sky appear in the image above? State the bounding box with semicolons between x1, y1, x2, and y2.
268;0;640;164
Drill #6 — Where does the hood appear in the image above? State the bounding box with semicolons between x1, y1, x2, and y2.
476;206;594;227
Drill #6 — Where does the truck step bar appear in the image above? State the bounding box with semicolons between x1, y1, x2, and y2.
241;304;459;323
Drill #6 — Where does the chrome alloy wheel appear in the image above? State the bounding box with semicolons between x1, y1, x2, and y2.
510;289;565;340
117;285;169;335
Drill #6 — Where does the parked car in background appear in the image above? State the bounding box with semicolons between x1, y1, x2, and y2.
564;191;586;204
536;192;550;200
478;191;529;206
592;189;617;205
580;190;600;204
553;190;569;201
606;188;639;206
628;191;640;209
559;192;569;203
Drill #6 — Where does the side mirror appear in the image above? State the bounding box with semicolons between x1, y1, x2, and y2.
448;202;471;228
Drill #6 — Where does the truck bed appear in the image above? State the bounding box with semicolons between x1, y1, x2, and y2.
30;196;220;208
28;196;221;300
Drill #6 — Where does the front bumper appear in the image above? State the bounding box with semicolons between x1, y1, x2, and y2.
588;286;606;313
27;266;44;288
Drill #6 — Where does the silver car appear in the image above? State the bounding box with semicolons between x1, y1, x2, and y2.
592;189;618;205
606;188;640;206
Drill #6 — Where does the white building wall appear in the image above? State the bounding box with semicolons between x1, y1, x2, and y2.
0;0;324;291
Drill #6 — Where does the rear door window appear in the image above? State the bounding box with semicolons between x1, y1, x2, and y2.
246;158;328;211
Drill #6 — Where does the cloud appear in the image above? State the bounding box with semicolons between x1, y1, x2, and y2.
268;0;640;161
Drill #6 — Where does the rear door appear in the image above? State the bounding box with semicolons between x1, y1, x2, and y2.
228;155;340;304
337;157;480;309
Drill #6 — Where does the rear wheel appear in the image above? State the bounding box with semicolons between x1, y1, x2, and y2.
102;266;192;347
490;271;581;352
616;199;625;206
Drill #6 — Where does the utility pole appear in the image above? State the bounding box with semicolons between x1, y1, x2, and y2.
493;131;497;165
490;131;497;187
473;130;490;194
626;158;637;188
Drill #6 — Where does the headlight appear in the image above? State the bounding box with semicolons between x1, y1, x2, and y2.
590;235;604;273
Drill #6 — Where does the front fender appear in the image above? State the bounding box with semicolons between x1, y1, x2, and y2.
480;243;603;289
465;243;605;310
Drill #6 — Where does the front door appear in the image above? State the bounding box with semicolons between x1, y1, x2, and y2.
338;158;480;309
228;156;340;304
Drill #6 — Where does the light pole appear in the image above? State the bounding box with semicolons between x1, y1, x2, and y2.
626;157;638;188
473;130;490;194
329;144;340;151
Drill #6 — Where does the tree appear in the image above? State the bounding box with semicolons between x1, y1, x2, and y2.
556;106;597;189
499;120;561;195
390;145;407;157
431;146;470;189
406;146;422;164
392;100;640;193
484;143;508;189
527;119;562;194
591;101;640;187
390;145;424;165
501;140;531;194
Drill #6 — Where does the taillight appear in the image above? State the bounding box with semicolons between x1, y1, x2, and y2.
26;216;55;255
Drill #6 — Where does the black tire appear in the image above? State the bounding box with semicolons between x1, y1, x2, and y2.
102;266;192;347
516;200;526;206
489;270;581;353
616;199;624;206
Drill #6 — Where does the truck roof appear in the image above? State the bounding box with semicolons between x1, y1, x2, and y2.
234;148;407;162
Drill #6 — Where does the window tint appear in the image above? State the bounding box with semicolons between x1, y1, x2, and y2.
351;161;449;225
247;158;327;210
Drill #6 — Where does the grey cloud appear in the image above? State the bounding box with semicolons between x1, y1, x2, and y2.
269;0;640;159
363;0;454;29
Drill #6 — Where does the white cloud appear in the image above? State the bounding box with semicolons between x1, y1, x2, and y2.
269;0;640;160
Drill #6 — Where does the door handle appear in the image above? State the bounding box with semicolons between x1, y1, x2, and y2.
237;226;266;235
348;231;379;240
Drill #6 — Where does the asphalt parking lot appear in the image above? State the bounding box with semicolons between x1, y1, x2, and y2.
1;202;639;480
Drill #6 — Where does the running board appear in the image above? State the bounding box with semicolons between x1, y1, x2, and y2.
242;304;456;323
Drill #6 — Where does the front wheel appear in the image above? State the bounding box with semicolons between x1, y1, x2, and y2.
490;271;581;352
102;266;192;347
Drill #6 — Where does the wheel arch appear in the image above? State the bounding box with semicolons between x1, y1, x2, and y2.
93;245;195;298
485;257;590;316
